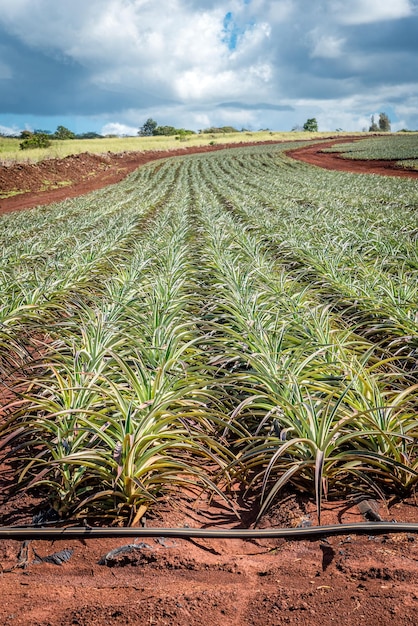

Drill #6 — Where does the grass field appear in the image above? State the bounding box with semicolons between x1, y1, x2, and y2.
0;130;363;164
1;141;417;524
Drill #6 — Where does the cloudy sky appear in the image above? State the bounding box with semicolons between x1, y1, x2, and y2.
1;0;417;136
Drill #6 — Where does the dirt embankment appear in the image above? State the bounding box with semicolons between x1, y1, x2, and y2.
0;141;279;215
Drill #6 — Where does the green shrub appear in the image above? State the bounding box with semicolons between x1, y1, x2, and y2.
20;133;52;150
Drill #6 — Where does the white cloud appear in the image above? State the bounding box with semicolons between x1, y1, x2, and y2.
101;122;138;136
310;34;345;59
395;99;418;118
213;107;258;128
268;0;295;23
0;0;273;105
331;0;414;24
0;123;20;136
289;82;418;131
0;60;12;79
237;0;295;23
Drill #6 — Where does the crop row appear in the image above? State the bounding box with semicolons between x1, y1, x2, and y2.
323;134;418;169
1;142;417;525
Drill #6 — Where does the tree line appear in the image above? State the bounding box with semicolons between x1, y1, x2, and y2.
14;112;394;151
138;118;242;137
17;120;245;150
19;126;103;150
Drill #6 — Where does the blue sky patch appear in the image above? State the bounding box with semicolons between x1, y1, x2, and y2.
222;11;255;51
222;12;239;50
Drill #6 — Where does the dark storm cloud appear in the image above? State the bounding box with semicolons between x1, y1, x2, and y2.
0;28;89;115
0;27;172;116
266;8;418;102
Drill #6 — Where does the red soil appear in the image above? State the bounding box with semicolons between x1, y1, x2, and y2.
287;139;418;178
0;481;417;626
0;138;417;625
0;141;279;215
2;138;418;217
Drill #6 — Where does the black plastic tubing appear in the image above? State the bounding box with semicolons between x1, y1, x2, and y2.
0;522;417;541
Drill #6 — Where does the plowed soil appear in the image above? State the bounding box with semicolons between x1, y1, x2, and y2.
0;138;417;625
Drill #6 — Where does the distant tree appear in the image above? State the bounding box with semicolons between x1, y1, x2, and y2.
291;124;303;132
152;125;178;136
76;132;104;139
20;132;51;150
138;119;197;137
176;128;195;137
202;126;238;134
138;118;158;136
54;125;75;140
369;115;379;132
34;129;52;135
378;112;391;132
20;130;33;139
153;125;195;137
303;118;318;132
220;126;239;133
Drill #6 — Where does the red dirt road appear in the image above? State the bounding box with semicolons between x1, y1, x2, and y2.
3;137;418;218
287;139;418;178
0;141;279;215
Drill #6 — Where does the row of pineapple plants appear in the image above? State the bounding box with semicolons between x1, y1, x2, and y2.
197;147;418;349
2;159;233;523
1;143;417;525
189;158;417;522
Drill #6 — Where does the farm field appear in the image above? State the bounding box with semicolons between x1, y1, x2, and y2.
0;129;345;165
323;133;418;170
0;139;417;625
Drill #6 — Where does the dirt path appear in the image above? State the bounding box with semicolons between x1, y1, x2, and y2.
2;138;418;217
0;491;417;626
287;139;418;178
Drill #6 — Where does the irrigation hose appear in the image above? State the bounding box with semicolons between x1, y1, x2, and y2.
0;522;417;541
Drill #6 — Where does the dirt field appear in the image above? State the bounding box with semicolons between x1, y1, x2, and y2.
0;479;417;626
0;139;417;625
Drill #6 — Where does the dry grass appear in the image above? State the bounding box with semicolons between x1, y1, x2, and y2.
0;131;365;165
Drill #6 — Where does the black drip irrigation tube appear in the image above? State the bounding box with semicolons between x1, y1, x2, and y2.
0;522;417;541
